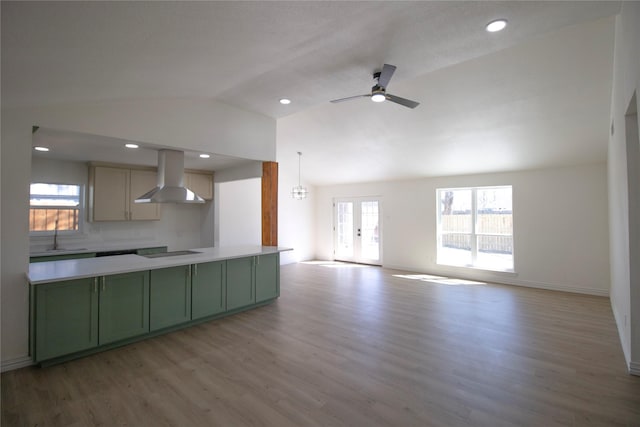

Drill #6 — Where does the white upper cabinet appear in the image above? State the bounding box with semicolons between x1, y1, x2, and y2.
129;169;162;220
89;165;161;221
185;171;214;201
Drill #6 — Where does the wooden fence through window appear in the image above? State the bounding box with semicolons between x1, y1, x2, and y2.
29;208;79;231
441;213;513;254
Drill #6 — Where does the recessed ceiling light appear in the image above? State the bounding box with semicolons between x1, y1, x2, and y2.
199;154;211;159
34;146;49;152
279;98;291;105
486;19;507;33
125;143;139;149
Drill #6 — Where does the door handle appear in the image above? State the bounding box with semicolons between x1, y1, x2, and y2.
357;228;361;237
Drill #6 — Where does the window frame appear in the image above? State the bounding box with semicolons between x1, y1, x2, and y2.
29;182;85;236
436;185;514;272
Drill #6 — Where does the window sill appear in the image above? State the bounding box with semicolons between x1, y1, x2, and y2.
30;231;82;237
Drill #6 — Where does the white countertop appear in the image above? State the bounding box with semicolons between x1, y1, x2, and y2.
29;246;291;285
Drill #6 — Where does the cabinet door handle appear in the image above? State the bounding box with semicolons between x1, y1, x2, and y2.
94;277;98;293
102;276;106;292
185;281;189;316
193;264;198;277
184;268;189;316
220;267;224;309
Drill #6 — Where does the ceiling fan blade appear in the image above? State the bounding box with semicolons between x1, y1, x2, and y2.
377;64;396;88
386;93;420;109
330;94;369;104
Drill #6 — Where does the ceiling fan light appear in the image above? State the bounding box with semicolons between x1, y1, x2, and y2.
371;93;386;103
486;19;507;32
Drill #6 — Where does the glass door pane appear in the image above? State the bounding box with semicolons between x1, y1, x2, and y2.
335;201;354;259
334;198;381;265
360;201;379;262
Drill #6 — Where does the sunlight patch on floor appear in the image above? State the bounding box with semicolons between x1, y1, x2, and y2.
393;274;447;281
393;274;486;286
300;261;369;268
429;278;486;286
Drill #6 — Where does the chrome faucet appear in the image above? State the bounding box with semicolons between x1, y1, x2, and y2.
52;217;59;250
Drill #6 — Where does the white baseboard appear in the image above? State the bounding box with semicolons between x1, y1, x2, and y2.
506;278;609;297
610;296;632;366
630;361;640;376
383;263;609;297
1;356;33;372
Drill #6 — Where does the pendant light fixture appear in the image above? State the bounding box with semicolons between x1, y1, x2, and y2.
291;151;308;200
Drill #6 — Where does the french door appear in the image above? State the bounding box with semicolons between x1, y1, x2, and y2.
334;197;381;265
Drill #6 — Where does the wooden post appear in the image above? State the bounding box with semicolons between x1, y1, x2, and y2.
261;162;278;246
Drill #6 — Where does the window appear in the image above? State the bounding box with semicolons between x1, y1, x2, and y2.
437;186;513;271
30;183;83;233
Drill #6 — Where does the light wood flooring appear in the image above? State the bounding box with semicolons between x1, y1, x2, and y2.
2;262;640;426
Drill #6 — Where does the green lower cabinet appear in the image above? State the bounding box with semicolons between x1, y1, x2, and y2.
99;271;149;345
150;265;192;331
32;253;281;364
227;253;280;310
34;278;98;362
226;257;255;310
191;261;226;320
255;253;279;303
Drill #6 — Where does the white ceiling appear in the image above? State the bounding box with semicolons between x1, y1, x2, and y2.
2;1;620;184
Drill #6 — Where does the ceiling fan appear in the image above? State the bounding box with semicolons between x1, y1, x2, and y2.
330;64;420;109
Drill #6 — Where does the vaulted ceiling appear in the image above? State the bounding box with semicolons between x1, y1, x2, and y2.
2;1;620;185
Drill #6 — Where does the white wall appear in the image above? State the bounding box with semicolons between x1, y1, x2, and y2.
213;150;317;264
316;163;610;296
608;1;640;374
216;178;261;247
1;100;275;369
276;150;315;264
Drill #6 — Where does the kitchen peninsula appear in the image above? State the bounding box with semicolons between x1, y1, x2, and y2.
29;245;290;366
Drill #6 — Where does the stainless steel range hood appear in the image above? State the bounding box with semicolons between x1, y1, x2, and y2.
135;149;205;204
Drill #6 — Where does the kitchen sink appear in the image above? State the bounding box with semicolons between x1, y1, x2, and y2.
141;250;200;259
